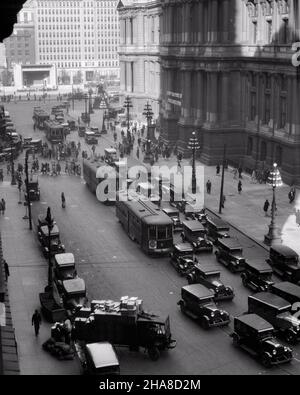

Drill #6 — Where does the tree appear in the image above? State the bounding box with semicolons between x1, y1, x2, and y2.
1;69;13;86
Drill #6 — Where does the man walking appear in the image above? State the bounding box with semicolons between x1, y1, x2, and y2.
1;198;5;216
32;309;42;336
216;164;220;176
263;199;270;216
206;180;212;194
238;180;242;194
3;259;9;281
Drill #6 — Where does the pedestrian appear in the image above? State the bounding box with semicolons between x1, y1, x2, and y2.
296;209;300;227
251;169;256;184
238;166;243;179
263;199;270;216
221;195;226;208
32;309;42;336
1;198;5;215
206;180;212;194
238;180;242;194
216;164;220;176
61;192;66;208
136;147;140;159
3;259;9;281
288;187;296;204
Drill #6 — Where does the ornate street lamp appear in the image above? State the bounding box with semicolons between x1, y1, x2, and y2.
188;131;200;194
143;102;154;164
123;96;133;142
264;163;283;246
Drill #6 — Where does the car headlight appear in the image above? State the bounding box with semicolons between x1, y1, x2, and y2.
284;347;288;352
211;312;215;318
272;349;277;356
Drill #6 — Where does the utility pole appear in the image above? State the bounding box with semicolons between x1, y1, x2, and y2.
188;132;200;194
45;207;54;287
143;102;154;164
25;150;32;230
219;144;227;214
10;131;16;185
123;96;133;143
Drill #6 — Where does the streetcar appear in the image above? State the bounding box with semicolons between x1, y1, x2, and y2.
116;197;173;256
44;120;65;144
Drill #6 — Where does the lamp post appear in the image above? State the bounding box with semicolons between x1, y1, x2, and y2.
24;149;32;230
88;88;93;114
123;96;133;142
72;82;74;111
219;144;227;214
187;131;200;194
101;110;107;134
264;163;283;246
143;102;154;164
45;207;54;287
10;130;16;185
84;94;88;119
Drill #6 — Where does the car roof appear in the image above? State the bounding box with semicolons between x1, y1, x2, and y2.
249;292;291;310
218;238;241;249
85;131;95;135
235;313;274;331
86;342;119;369
207;217;229;227
245;259;273;273
162;207;179;215
40;224;60;235
63;278;86;294
194;263;220;276
271;245;298;257
271;282;300;298
182;284;214;299
54;253;75;266
105;148;117;154
182;220;205;231
174;243;194;253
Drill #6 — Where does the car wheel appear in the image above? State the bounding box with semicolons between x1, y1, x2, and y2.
148;347;160;361
261;353;272;368
201;316;210;330
242;277;248;287
232;333;240;347
285;332;296;344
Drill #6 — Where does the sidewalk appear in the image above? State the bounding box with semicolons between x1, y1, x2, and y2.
68;107;300;255
0;183;79;375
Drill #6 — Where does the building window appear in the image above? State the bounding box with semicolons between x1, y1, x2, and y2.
253;21;257;44
264;94;270;125
282;19;289;44
275;146;282;166
247;137;253;156
267;20;272;44
251;92;256;121
279;97;287;128
260;141;267;162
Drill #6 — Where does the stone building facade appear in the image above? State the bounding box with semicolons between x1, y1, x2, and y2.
160;0;300;184
118;0;161;119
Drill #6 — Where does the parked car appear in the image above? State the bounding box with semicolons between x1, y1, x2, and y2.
23;137;33;149
60;278;87;312
215;238;246;273
248;292;300;343
37;223;65;257
231;314;293;368
24;175;40;201
266;245;300;285
162;207;182;231
206;217;230;244
169;243;196;276
241;259;274;292
181;221;213;253
85;131;98;145
78;126;86;137
178;284;230;329
186;263;235;301
54;253;77;285
90;126;101;137
270;282;300;309
76;342;120;376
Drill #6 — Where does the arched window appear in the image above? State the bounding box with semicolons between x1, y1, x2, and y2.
275;146;282;167
247;137;253;156
260;141;267;161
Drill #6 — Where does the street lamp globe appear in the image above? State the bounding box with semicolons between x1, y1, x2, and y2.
267;163;283;188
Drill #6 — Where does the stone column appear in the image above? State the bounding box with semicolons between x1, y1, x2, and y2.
183;69;192;118
186;1;191;44
293;76;300;134
211;0;218;43
196;70;204;123
209;72;218;123
206;72;211;122
221;71;230;123
223;0;229;43
207;0;212;43
198;1;204;43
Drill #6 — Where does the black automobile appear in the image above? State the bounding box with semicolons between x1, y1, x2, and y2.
24;175;40;201
215;239;246;273
270;282;300;308
178;284;230;329
231;314;293;368
248;292;300;344
266;245;300;285
54;253;77;286
61;278;87;312
206;217;230;244
186;263;235;301
162;208;182;231
241;259;274;292
169;243;196;276
181;221;213;253
38;224;65;257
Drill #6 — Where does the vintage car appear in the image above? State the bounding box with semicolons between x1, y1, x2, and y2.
270;282;300;309
104;148;118;166
186;263;235;301
248;292;300;344
90;126;101;137
76;342;120;376
241;259;274;292
85;131;98;145
231;314;293;368
181;221;213;253
67;120;76;131
37;223;65;257
78;126;86;137
29;139;43;153
23;137;33;149
169;243;196;276
54;253;77;285
266;245;300;285
61;278;87;312
24;175;40;201
206;217;230;244
162;207;182;231
178;284;230;329
215;238;246;273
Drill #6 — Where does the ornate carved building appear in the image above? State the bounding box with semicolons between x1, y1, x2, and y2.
160;0;300;184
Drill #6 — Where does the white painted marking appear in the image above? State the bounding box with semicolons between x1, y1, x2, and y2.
0;302;6;326
169;292;174;295
70;205;78;208
41;201;48;205
4;217;9;220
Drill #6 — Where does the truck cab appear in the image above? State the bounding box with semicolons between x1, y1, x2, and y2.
178;284;230;329
241;259;274;292
231;314;293;367
37;224;65;257
181;220;213;253
85;131;98;145
187;263;234;301
24;175;40;201
61;278;87;312
206;217;230;244
215;238;246;273
248;292;300;344
267;245;300;285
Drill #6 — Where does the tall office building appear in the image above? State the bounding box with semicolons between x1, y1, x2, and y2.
118;0;161;119
32;0;120;83
160;0;300;184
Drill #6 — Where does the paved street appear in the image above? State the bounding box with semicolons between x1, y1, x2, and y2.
1;100;300;375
